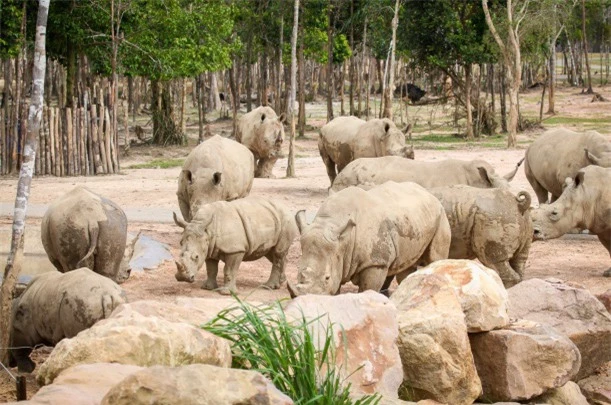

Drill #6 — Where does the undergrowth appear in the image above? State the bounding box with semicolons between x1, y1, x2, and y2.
127;158;185;169
203;297;380;405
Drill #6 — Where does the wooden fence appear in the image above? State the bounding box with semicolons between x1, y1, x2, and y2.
0;102;119;176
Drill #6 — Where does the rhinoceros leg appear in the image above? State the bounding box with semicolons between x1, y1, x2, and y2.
357;266;387;293
218;253;245;295
320;151;337;185
486;260;522;288
262;252;286;290
509;237;532;280
255;158;277;178
597;234;611;277
203;259;220;290
525;167;549;204
12;347;35;373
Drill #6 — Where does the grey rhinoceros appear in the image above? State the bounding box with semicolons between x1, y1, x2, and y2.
235;106;286;178
10;268;126;372
41;186;138;284
330;156;523;193
173;197;298;294
288;181;451;296
177;135;254;222
532;165;611;276
524;128;611;204
430;185;533;287
319;116;414;184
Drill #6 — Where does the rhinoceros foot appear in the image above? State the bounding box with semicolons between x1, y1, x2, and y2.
203;279;219;290
603;268;611;277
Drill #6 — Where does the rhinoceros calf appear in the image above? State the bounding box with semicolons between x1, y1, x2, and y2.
173;197;298;294
524;128;611;204
235;106;286;178
41;186;137;283
10;268;126;372
532;166;611;276
330;156;523;193
288;181;451;296
177;135;254;222
319;116;414;184
430;185;533;287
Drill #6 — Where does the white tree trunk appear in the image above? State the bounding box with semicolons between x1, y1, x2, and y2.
286;0;299;177
1;0;49;364
383;0;400;119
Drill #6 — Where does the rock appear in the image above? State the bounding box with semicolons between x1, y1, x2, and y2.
37;312;231;386
390;273;482;404
596;289;611;313
415;260;509;332
7;363;142;405
469;319;581;402
532;381;589;405
110;297;257;326
508;278;611;379
284;291;402;398
578;361;611;405
101;364;293;404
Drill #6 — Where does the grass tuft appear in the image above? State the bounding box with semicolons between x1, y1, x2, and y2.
203;297;380;405
127;158;185;169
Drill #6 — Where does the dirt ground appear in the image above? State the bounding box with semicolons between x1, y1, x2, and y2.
1;86;610;402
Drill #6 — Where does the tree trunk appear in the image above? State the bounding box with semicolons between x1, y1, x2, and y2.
500;63;507;133
581;0;593;93
262;51;268;106
383;0;400;119
1;0;49;365
151;81;183;145
180;78;187;136
297;6;306;138
326;3;334;122
547;41;556;113
489;64;495;114
197;74;205;143
246;40;253;112
286;0;299;177
349;0;355;116
539;66;547;122
276;16;284;113
340;61;346;115
465;64;474;140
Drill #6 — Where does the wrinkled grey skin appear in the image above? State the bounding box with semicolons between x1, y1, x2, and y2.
430;185;533;287
235;106;286;178
177;135;254;221
174;197;298;295
10;268;126;372
288;181;451;296
319;116;414;185
532;166;611;276
41;186;138;284
524;128;611;204
330;156;523;193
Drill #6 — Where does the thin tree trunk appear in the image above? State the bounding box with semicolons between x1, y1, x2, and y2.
349;0;355;116
548;41;556;113
246;39;253;112
297;6;306;138
197;74;205;143
539;66;547;122
276;16;284;113
286;0;299;177
326;3;334;122
340;61;346;115
383;0;400;119
500;63;507;133
1;0;49;365
465;64;474;140
581;0;593;93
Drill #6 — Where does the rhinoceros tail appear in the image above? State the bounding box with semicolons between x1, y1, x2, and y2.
77;224;99;269
516;191;532;215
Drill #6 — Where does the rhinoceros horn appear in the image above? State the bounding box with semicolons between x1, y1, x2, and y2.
585;148;601;166
295;210;308;234
503;157;525;181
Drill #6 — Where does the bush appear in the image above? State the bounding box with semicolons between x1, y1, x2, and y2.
203;297;380;405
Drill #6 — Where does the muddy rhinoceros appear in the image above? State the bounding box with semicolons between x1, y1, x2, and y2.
173;197;298;294
430;186;533;287
288;181;451;296
319;116;414;184
235;106;286;178
177;135;254;222
330;156;523;193
10;268;126;372
532;165;611;276
41;186;138;284
524;128;611;204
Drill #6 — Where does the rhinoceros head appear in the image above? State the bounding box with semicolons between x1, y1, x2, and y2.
289;212;355;297
183;168;223;220
115;231;140;284
173;212;211;283
257;111;286;156
378;119;415;160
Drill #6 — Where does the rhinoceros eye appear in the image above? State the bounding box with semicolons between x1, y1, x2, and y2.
550;209;560;222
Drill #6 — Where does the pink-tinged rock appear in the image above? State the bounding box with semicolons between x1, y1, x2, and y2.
578;361;611;405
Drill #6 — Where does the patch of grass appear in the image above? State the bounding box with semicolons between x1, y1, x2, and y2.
203;297;380;405
543;116;611;125
414;134;466;143
127;158;185;169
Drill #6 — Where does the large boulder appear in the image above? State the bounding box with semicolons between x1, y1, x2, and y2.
415;260;509;332
390;273;482;404
101;364;294;404
37;312;231;386
469;319;581;402
532;381;589;405
508;278;611;379
577;361;611;405
6;363;142;405
283;291;402;398
596;289;611;313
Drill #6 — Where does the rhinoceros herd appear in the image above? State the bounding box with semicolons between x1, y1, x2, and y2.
9;106;611;371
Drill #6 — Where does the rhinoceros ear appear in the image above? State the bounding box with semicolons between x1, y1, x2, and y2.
381;122;391;138
325;218;356;241
260;113;266;122
585;148;601;166
403;123;412;135
574;170;585;187
477;166;493;186
278;113;287;124
183;170;193;185
173;212;188;228
212;172;222;185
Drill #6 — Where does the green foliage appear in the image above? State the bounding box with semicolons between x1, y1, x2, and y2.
0;0;25;58
127;158;185;169
203;297;380;405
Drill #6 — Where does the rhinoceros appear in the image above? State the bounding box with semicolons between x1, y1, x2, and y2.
41;186;138;284
430;186;533;287
319;116;414;184
330;156;523;193
235;106;286;178
173;197;298;294
10;268;126;372
177;135;254;222
524;128;611;204
288;181;451;296
532;165;611;276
